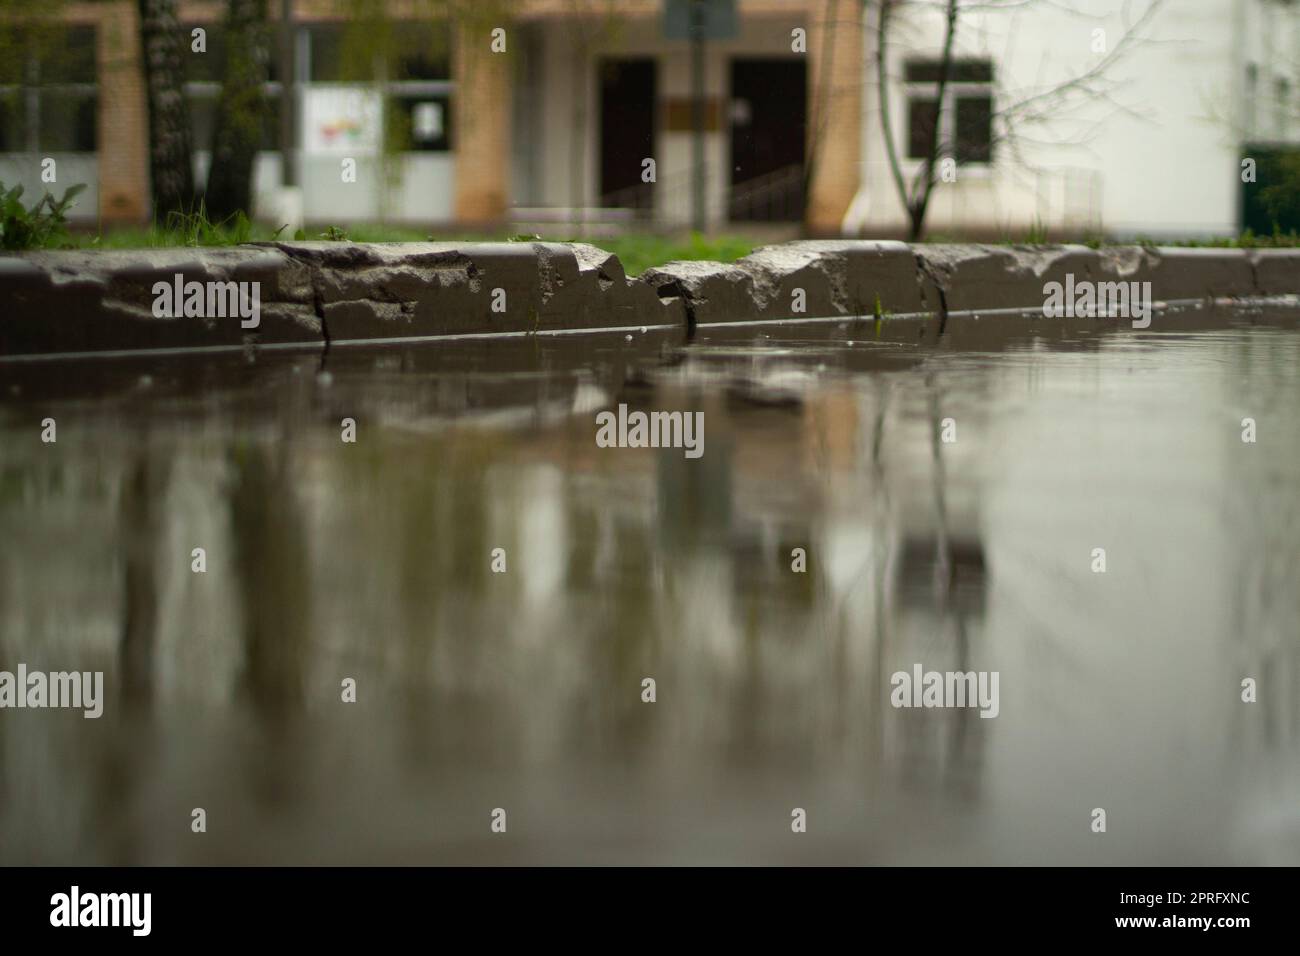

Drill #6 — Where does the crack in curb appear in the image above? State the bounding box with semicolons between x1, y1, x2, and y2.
914;254;950;335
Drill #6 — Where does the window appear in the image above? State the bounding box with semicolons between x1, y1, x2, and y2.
181;22;455;156
390;94;452;151
308;24;346;82
388;22;453;151
904;58;993;165
307;21;454;152
0;26;97;152
183;24;280;153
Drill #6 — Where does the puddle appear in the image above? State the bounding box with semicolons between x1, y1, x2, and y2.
1;307;1298;864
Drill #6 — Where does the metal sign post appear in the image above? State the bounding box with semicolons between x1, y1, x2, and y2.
664;0;738;234
690;0;706;233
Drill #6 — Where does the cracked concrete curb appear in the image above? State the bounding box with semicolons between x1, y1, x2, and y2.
259;240;682;343
643;240;935;327
1;247;318;355
2;241;1298;357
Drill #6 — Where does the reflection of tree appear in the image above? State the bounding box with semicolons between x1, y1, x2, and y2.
889;370;988;795
119;444;171;708
228;442;309;715
96;439;172;864
926;374;979;787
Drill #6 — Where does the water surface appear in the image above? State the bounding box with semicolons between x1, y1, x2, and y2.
2;307;1298;864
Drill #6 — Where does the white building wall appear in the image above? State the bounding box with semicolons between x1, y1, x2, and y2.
1239;0;1300;145
847;0;1300;240
0;155;99;222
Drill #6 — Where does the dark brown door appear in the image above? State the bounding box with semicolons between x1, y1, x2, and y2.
729;58;806;221
599;59;657;209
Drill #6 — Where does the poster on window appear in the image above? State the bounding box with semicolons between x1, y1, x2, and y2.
303;87;382;155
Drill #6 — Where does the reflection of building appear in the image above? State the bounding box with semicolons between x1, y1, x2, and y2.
5;1;860;232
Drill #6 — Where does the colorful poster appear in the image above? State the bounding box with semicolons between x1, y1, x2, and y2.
302;87;382;155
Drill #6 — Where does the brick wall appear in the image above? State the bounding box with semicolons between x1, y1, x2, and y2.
95;1;150;223
452;20;513;225
805;0;861;236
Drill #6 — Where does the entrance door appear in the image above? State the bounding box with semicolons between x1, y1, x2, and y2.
729;59;806;221
599;59;656;210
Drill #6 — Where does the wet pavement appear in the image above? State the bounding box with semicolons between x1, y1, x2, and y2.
1;305;1299;864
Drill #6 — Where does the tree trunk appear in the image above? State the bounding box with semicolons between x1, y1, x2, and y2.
205;0;270;222
137;0;195;222
908;203;926;242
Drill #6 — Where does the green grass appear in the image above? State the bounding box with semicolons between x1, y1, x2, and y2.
987;224;1300;249
59;219;1300;257
594;233;756;275
1135;229;1300;249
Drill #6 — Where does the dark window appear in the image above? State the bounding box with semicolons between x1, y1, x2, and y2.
183;26;226;84
0;92;24;151
43;27;98;84
388;23;454;151
391;94;452;151
184;22;282;83
394;22;451;81
905;59;993;166
189;95;217;150
0;25;98;153
37;89;97;151
310;25;345;82
186;91;280;152
259;96;281;151
907;97;938;160
905;60;993;84
955;94;992;163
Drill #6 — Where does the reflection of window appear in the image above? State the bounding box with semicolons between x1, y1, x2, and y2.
0;26;97;152
904;59;993;165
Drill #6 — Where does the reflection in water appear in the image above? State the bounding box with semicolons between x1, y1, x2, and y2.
1;312;1299;864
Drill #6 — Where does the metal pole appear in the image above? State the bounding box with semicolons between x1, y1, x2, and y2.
690;0;706;233
278;0;297;188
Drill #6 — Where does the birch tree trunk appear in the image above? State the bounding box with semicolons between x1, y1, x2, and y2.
137;0;195;221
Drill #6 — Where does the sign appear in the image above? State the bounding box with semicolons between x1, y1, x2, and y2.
663;0;738;40
302;87;382;155
412;102;443;142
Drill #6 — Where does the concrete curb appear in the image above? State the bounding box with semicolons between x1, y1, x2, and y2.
3;241;1298;357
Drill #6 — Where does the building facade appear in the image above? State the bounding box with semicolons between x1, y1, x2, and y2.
846;0;1300;240
1;0;862;234
3;0;1297;239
